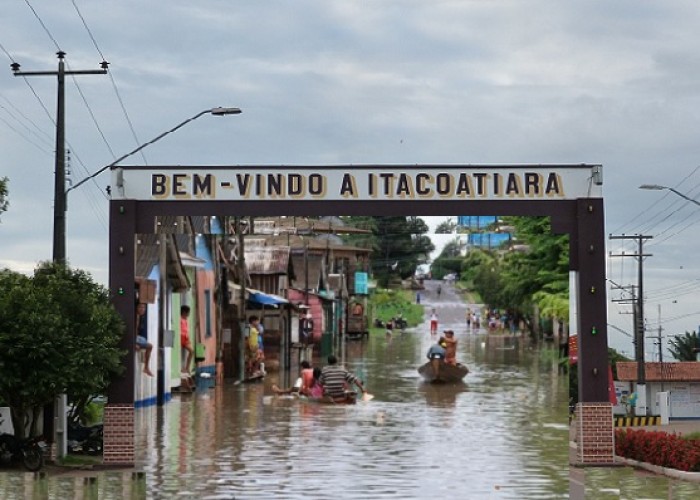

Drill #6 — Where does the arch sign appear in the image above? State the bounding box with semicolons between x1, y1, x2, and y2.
105;164;610;466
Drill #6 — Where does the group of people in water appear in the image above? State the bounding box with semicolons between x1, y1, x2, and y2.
272;355;367;403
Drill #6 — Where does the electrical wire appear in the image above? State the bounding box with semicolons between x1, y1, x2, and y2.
0;92;54;146
70;0;147;164
23;0;61;51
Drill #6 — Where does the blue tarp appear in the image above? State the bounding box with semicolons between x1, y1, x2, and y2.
248;291;288;305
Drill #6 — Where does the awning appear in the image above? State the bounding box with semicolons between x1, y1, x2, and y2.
228;281;289;306
249;291;289;305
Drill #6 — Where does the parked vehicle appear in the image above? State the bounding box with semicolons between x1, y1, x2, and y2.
0;422;44;471
392;315;408;331
67;421;103;455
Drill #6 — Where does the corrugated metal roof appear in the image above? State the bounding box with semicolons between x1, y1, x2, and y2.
290;253;324;290
245;246;290;275
135;234;190;292
245;234;371;254
252;217;372;235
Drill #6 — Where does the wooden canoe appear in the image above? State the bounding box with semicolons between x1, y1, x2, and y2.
418;359;469;383
299;391;358;405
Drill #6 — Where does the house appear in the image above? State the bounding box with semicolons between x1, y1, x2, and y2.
616;362;700;419
134;230;189;406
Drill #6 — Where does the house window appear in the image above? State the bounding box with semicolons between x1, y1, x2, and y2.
205;289;212;338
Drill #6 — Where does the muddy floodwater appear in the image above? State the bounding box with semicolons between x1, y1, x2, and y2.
128;332;569;499
0;311;574;498
2;288;699;498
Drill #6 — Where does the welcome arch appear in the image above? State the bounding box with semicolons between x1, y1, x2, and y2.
105;164;610;466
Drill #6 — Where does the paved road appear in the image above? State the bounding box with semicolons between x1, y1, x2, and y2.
417;278;482;334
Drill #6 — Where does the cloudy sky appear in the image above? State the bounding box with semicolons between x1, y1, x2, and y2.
2;1;700;357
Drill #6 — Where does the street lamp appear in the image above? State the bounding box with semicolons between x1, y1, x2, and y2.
67;107;242;195
639;184;700;207
59;106;241;449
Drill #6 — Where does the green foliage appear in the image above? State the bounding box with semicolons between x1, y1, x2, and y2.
458;217;569;336
343;216;434;287
81;400;105;426
369;289;423;328
0;262;125;437
668;331;699;362
434;218;456;234
431;238;467;278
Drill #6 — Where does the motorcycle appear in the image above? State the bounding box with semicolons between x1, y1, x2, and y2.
0;426;45;471
67;421;103;455
393;315;408;330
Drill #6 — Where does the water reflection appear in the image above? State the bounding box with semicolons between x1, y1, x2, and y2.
6;329;699;498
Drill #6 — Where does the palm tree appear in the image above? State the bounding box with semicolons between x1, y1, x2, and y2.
667;331;699;362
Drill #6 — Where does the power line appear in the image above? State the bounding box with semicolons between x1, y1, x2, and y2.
0;92;55;146
613;167;700;236
66;62;117;159
23;0;61;51
0;113;53;155
70;0;147;164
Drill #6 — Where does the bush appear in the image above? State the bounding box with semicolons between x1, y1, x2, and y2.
615;428;700;472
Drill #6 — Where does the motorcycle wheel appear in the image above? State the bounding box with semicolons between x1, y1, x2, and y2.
21;445;43;471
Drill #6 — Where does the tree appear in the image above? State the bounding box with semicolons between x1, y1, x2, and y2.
435;218;456;234
668;331;699;362
344;216;434;287
0;176;8;222
0;262;124;437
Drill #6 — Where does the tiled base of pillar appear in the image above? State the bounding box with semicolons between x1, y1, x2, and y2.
103;404;135;465
575;402;614;465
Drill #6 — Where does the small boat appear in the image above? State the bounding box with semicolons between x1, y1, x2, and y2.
418;359;469;383
299;391;358;405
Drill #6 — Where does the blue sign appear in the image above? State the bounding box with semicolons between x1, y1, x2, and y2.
354;272;368;295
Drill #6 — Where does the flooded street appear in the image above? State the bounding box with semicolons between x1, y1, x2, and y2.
2;282;697;498
130;281;570;499
0;281;574;499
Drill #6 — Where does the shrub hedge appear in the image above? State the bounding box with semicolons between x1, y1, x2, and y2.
615;428;700;472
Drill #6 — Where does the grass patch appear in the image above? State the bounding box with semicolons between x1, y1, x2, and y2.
369;288;424;332
58;454;102;467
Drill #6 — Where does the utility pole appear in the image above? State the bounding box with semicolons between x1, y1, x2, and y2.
12;52;108;263
11;52;107;460
652;304;665;391
609;233;652;415
237;216;247;381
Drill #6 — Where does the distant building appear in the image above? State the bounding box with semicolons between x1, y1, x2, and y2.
457;216;497;229
616;362;700;419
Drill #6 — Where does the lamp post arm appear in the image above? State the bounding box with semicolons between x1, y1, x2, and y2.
66;108;213;194
668;187;700;208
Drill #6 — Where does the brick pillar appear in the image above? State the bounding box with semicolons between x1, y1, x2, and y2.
575;402;614;465
103;403;135;465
